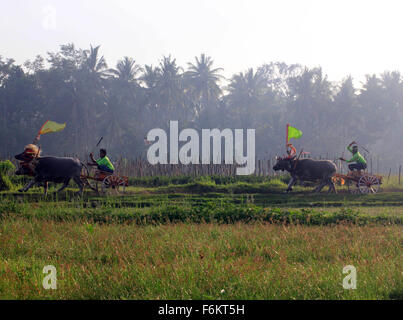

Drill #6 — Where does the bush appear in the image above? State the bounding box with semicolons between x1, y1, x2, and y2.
267;178;287;188
0;160;15;175
0;160;16;191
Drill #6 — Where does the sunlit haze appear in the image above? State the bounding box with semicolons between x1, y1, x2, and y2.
2;0;403;83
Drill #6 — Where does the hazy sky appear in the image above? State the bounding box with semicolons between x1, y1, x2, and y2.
1;0;403;83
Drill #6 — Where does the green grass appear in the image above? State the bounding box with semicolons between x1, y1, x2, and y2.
0;221;401;299
1;197;403;225
5;173;403;197
1;174;402;299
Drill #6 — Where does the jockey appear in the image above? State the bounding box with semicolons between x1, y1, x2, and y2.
21;144;41;162
15;144;41;176
89;149;115;174
286;143;297;159
340;141;367;172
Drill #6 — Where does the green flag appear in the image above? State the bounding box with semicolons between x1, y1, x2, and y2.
38;120;66;135
287;125;302;142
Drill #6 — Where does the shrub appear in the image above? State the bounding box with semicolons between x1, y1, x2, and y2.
0;160;16;191
267;178;287;188
0;160;15;175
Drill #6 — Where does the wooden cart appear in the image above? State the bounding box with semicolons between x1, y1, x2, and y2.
81;167;129;195
332;171;382;194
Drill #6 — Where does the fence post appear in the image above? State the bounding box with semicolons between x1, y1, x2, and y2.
370;157;373;174
267;159;271;176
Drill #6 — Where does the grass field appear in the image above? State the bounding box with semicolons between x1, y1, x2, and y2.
0;174;402;300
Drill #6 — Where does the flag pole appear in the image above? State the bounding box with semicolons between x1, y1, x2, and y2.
33;120;49;145
286;123;289;147
32;134;40;145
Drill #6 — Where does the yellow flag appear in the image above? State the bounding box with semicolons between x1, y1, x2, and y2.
38;120;66;135
287;124;303;143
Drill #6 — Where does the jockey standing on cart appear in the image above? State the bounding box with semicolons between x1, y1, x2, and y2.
89;149;115;174
340;141;367;173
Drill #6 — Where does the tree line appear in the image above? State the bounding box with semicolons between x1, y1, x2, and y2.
1;43;402;172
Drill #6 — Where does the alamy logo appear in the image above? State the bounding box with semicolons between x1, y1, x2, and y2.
42;265;57;290
42;6;57;30
146;121;255;175
342;265;357;290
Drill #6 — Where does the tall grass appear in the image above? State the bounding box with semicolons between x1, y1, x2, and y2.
1;196;402;225
0;174;402;300
0;220;401;299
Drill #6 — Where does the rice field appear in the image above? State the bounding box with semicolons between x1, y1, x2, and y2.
0;175;402;300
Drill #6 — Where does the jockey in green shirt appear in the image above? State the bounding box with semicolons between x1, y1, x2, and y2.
340;141;367;172
89;149;115;173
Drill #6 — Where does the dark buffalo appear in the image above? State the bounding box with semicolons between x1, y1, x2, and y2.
273;157;337;193
15;153;84;195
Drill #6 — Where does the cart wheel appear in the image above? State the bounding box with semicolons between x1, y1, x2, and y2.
100;175;126;195
81;167;98;192
358;175;380;194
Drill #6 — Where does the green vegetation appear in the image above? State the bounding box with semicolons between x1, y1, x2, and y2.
1;195;403;226
0;175;402;299
7;172;403;195
0;160;15;191
0;221;401;299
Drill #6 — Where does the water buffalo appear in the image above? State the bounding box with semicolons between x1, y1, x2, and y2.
15;150;84;195
273;156;337;193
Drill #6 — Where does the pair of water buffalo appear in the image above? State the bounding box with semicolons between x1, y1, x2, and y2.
15;147;84;195
272;157;337;193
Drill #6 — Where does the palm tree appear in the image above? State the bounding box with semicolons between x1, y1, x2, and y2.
68;45;109;154
82;45;108;76
141;65;161;89
101;58;144;148
138;64;162;123
108;57;143;83
185;54;224;114
159;55;183;99
227;68;267;107
287;67;334;154
226;68;267;128
155;55;188;122
107;56;143;116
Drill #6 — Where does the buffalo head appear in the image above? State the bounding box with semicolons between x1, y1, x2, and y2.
15;164;33;176
15;152;28;162
273;156;295;172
